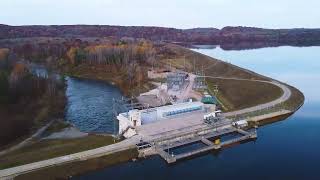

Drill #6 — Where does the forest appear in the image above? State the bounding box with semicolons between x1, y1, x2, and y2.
0;48;65;147
0;38;160;147
2;24;320;46
1;38;158;90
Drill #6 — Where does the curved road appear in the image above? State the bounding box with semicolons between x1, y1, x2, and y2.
201;76;292;117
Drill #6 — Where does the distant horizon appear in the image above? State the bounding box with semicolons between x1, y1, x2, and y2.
1;24;319;30
1;0;320;29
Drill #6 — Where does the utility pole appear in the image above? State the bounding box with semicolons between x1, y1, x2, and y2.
213;85;219;95
193;56;196;74
192;55;197;73
184;55;186;71
202;65;205;85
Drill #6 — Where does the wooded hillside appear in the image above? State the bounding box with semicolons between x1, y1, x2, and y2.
0;49;66;147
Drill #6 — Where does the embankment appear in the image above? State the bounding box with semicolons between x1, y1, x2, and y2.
159;44;304;114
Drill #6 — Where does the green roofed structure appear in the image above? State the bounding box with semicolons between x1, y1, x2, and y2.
201;95;218;104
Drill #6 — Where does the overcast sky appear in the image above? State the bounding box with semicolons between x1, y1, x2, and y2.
1;0;319;29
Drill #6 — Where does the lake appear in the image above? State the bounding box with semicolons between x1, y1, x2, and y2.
73;46;320;180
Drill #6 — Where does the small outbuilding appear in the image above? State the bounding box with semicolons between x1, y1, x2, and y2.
201;95;218;105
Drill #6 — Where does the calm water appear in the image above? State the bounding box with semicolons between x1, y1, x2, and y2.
66;77;122;133
29;64;123;134
73;46;320;180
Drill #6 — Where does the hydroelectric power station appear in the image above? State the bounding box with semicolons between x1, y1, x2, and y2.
116;100;257;163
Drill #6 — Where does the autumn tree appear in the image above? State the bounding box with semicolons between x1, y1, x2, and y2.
67;47;87;65
0;71;9;104
0;48;10;69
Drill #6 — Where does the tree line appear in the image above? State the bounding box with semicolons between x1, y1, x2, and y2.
3;38;157;89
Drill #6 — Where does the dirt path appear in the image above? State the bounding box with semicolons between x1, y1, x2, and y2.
43;127;88;140
180;73;201;100
0;120;55;157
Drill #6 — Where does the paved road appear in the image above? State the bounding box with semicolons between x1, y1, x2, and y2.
201;76;292;117
0;137;140;179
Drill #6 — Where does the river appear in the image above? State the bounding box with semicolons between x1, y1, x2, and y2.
29;64;123;134
69;46;320;180
65;77;122;134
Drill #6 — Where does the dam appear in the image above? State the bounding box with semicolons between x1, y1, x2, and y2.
116;101;257;163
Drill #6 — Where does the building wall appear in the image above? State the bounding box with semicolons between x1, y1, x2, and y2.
118;102;205;135
142;101;204;121
117;114;132;135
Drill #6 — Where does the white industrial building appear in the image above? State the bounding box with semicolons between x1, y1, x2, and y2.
117;101;205;138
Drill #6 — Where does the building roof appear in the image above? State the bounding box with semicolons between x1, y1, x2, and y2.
142;101;203;113
201;96;218;104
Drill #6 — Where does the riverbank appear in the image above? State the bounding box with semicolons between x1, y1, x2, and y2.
65;64;156;96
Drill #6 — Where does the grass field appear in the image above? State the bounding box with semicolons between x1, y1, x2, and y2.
0;135;116;170
206;78;283;111
159;44;286;110
159;44;268;80
16;148;138;180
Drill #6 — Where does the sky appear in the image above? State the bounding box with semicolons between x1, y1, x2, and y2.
1;0;319;29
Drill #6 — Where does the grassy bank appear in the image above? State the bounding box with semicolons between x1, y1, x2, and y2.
16;148;138;180
159;44;268;80
160;44;304;113
206;78;283;111
0;135;116;170
284;85;305;111
41;120;71;137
